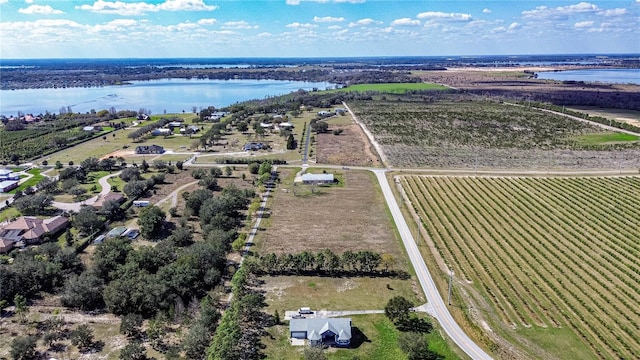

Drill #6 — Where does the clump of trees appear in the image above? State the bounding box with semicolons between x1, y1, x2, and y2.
384;296;441;360
249;250;402;277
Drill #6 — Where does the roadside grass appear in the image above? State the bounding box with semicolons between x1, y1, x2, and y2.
573;132;639;145
329;83;448;93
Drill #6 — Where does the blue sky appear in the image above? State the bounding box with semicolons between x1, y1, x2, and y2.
0;0;638;58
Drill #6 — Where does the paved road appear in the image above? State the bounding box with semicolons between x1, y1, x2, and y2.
372;169;493;360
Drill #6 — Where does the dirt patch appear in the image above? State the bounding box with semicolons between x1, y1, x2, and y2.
99;149;135;160
316;124;379;166
256;170;400;257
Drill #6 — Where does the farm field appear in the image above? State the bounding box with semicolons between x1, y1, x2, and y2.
401;175;640;359
331;82;449;93
254;169;402;257
347;96;640;169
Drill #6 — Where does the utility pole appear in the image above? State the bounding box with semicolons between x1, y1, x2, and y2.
448;268;454;306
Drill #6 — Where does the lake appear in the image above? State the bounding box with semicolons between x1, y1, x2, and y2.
536;68;640;85
0;78;335;117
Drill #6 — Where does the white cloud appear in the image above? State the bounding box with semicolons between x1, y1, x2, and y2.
19;5;65;15
168;22;200;31
0;0;8;4
92;19;139;32
25;0;34;3
77;0;217;16
286;22;318;29
600;8;626;16
574;20;594;28
348;18;382;27
482;8;491;14
327;25;342;30
222;21;257;29
417;12;472;22
257;32;272;37
508;22;521;31
197;18;217;25
313;16;345;23
391;18;420;27
522;2;600;19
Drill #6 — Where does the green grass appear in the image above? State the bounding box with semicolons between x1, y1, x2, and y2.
262;314;407;360
0;206;20;222
330;83;448;94
573;132;639;145
10;168;44;193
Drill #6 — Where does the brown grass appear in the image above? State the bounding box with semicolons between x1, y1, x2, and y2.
316;124;380;166
254;170;400;257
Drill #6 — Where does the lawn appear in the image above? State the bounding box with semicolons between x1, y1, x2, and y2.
331;83;448;93
573;132;639;145
402;175;640;359
10;168;44;193
262;314;460;360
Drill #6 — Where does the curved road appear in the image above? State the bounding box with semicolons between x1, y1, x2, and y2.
52;171;121;212
372;169;493;360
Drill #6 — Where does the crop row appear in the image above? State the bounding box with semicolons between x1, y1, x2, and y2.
403;175;640;359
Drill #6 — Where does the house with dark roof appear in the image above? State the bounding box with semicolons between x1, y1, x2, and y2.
289;318;352;347
0;216;70;247
135;145;165;154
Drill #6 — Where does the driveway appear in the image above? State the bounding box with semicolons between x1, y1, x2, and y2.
51;171;121;212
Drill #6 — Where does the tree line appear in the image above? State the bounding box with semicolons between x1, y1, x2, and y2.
246;250;405;278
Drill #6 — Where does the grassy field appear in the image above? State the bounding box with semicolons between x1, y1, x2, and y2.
573;132;639;145
401;175;640;359
263;313;461;360
332;83;449;93
254;169;405;257
10;168;44;193
347;95;640;169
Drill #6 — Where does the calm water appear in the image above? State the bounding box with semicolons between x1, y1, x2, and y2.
536;68;640;85
0;78;335;116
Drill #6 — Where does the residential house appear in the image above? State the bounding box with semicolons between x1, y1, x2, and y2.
135;145;165;154
180;126;201;134
83;126;96;132
278;122;294;130
137;114;150;121
93;192;125;210
301;173;334;185
243;142;264;151
151;128;172;136
0;216;70;246
0;169;20;181
0;180;19;192
106;226;127;239
290;318;352;347
0;238;14;253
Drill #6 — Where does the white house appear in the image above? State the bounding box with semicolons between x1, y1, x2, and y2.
301;173;334;185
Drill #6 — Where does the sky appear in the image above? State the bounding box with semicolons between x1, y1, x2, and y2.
0;0;638;58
